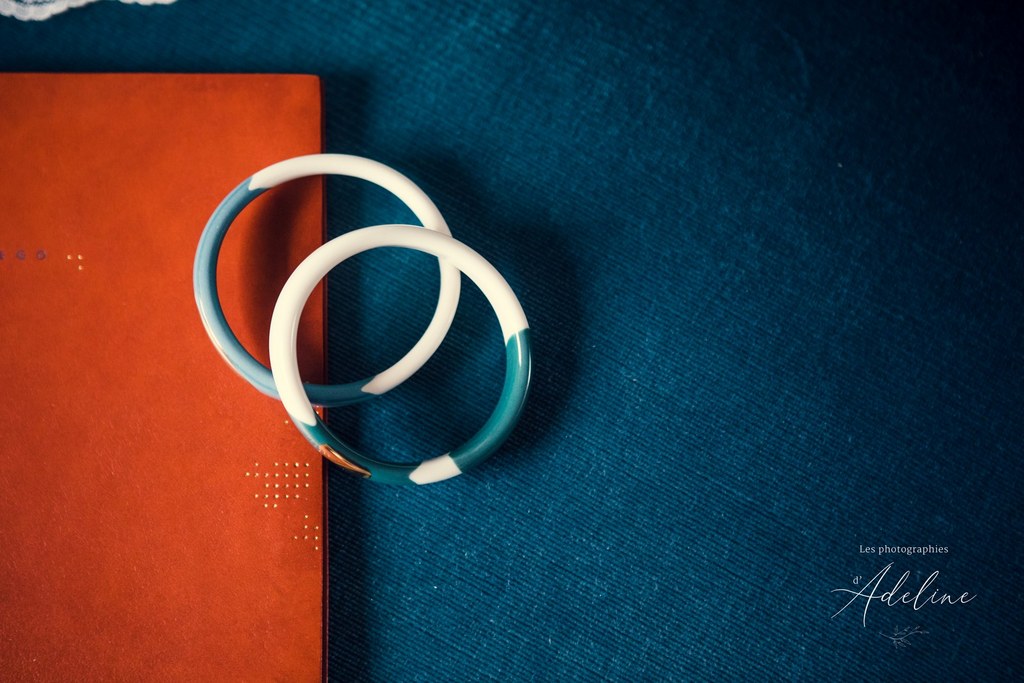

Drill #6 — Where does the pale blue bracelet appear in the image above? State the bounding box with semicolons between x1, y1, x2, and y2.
193;154;461;406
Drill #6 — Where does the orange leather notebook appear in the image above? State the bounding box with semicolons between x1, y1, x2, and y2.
0;73;326;681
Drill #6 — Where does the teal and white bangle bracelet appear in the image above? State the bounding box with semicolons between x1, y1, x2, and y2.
194;154;461;406
270;225;532;485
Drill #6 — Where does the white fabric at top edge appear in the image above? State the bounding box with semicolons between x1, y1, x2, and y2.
0;0;175;22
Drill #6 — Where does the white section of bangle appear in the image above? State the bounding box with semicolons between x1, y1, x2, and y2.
248;155;445;239
408;455;462;484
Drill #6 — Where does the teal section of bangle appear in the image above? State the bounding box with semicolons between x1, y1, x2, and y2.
296;329;532;485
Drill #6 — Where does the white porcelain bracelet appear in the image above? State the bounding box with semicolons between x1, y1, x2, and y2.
194;154;461;405
270;225;532;485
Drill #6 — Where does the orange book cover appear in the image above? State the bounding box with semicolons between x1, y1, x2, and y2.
0;73;326;681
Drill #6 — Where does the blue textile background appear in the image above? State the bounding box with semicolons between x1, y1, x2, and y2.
2;1;1021;680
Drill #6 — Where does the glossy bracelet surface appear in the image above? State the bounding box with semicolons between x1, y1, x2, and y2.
269;225;532;485
194;154;461;406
